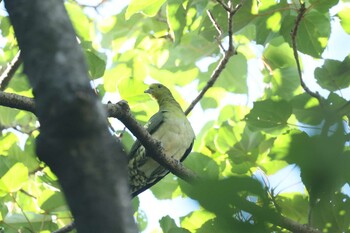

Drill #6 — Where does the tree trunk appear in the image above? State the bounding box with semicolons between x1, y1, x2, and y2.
4;1;137;232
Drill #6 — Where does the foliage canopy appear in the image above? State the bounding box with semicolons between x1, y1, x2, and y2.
1;0;350;232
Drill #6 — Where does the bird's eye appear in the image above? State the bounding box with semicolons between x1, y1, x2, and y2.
158;84;162;88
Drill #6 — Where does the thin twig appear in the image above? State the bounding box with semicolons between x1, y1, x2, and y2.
290;3;324;104
0;51;22;91
206;10;225;52
216;0;231;12
185;0;244;115
206;10;223;36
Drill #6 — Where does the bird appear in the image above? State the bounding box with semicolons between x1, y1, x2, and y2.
128;83;195;198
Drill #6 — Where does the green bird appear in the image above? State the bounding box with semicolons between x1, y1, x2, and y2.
128;83;195;197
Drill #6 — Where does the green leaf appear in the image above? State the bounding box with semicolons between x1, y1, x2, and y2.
315;56;350;91
263;37;296;69
184;177;269;217
0;133;18;156
265;67;300;100
244;99;292;132
205;54;247;94
84;50;106;79
104;63;132;92
297;10;330;58
149;66;199;86
309;0;339;13
180;209;215;231
214;122;236;154
39;190;67;213
0;163;28;193
338;6;350;34
286;128;346;204
160;215;178;232
160;215;190;233
150;174;179;199
0;16;11;37
253;1;291;45
126;0;167;19
276;193;308;223
167;0;187;45
311;193;350;232
184;152;219;179
65;2;91;40
291;93;323;125
200;96;218;110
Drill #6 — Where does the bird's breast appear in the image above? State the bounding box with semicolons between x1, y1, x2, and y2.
152;113;194;160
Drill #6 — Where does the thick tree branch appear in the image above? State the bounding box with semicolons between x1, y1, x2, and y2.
0;91;199;184
4;1;137;233
0;91;35;112
0;51;22;91
185;0;244;115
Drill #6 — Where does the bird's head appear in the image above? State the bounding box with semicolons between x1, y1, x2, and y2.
144;83;173;100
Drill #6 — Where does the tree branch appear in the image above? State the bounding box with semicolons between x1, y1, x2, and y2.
0;90;322;233
0;51;22;91
291;3;324;104
52;222;75;233
0;91;199;184
184;0;244;115
110;101;200;183
0;91;35;112
235;197;321;233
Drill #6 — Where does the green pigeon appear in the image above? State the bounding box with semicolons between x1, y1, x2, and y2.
128;83;195;197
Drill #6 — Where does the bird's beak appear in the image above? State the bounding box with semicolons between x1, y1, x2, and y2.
144;88;151;94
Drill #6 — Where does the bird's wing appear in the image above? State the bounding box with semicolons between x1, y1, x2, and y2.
128;110;166;157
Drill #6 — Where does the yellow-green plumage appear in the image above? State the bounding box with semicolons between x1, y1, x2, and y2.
128;83;195;197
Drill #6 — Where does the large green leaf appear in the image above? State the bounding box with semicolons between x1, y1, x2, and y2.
0;163;28;194
253;0;291;45
286;128;346;206
291;93;323;125
315;56;350;91
296;10;330;58
245;99;292;132
263;37;296;70
264;67;300;100
183;152;219;179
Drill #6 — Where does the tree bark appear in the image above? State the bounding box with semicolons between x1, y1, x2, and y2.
4;1;137;232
